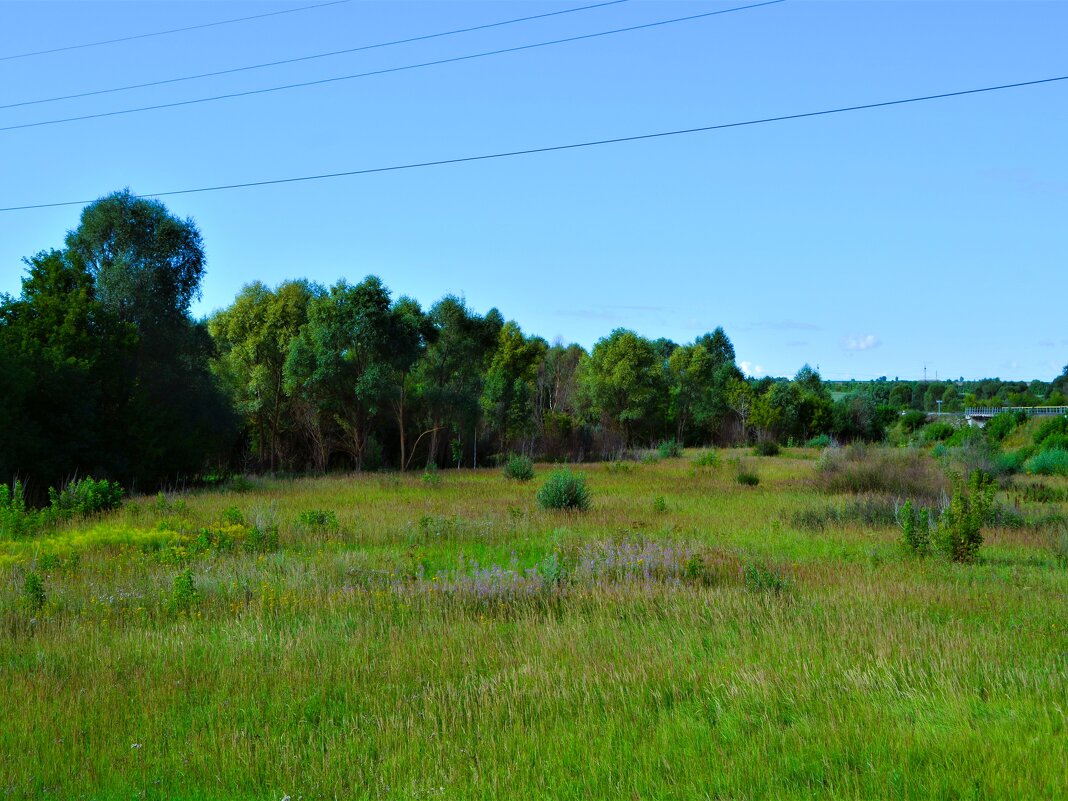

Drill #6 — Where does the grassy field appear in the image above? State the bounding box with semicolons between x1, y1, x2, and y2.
2;449;1066;800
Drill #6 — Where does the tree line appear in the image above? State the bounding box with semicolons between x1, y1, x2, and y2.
2;192;1066;496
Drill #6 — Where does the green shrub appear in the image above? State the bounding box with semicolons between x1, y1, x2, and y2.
805;434;832;449
652;495;668;513
246;505;280;552
945;425;984;448
995;449;1029;475
921;422;955;443
221;507;245;526
297;509;339;531
536;470;591;511
657;440;682;459
743;562;790;594
1034;417;1068;450
23;571;46;612
985;413;1018;442
736;471;760;486
753;441;780;457
422;463;442;486
935;472;995;563
171;569;198;612
692;450;719;468
47;477;124;520
1039;433;1068;454
898;499;932;555
900;411;927;432
1024;448;1068;476
0;481;39;539
502;455;535;482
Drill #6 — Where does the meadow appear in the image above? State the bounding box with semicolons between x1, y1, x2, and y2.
2;448;1066;800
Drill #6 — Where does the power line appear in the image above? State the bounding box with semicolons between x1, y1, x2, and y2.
3;72;1064;213
0;0;785;134
1;1;633;111
0;1;351;63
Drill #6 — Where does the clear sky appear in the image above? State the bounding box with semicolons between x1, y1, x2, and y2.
1;0;1065;381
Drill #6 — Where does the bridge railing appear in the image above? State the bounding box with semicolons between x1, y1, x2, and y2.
965;406;1068;418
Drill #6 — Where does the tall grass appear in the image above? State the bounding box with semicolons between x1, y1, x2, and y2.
1;452;1065;799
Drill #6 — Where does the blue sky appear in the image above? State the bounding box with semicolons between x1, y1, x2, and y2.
1;0;1066;381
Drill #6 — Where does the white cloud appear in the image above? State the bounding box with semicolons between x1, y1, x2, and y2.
845;334;880;352
740;361;765;377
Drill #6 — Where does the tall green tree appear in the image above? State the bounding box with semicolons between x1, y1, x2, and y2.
385;296;434;471
209;280;320;471
580;329;665;446
284;277;398;471
481;322;548;455
63;191;235;486
412;297;502;467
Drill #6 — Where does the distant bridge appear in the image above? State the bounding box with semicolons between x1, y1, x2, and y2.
965;406;1068;426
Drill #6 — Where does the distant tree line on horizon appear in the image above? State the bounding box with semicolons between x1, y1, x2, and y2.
2;192;1066;498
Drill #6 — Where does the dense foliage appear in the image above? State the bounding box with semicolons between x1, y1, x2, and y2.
3;192;1066;491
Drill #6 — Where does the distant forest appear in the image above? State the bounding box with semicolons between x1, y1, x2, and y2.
3;192;1066;496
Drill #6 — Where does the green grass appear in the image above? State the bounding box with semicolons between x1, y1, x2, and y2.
2;449;1066;799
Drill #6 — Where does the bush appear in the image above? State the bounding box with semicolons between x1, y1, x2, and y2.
0;481;39;539
1039;433;1068;454
536;470;591;511
995;449;1030;475
297;509;339;531
47;477;124;519
657;440;682;459
898;499;933;555
692;450;718;468
1024;448;1068;476
743;562;790;594
935;472;995;563
736;471;760;486
945;425;984;448
900;410;928;433
502;455;535;482
652;495;668;513
1034;417;1068;450
753;441;780;457
246;505;280;552
221;507;245;525
921;422;955;443
23;571;46;612
171;569;198;612
985;413;1018;442
805;434;832;449
422;463;442;486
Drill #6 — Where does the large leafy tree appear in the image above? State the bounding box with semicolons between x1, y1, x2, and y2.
284;276;399;471
209;280;321;471
481;322;548;455
580;328;666;446
1;191;234;492
385;295;434;471
0;251;133;493
59;191;235;486
412;297;502;467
